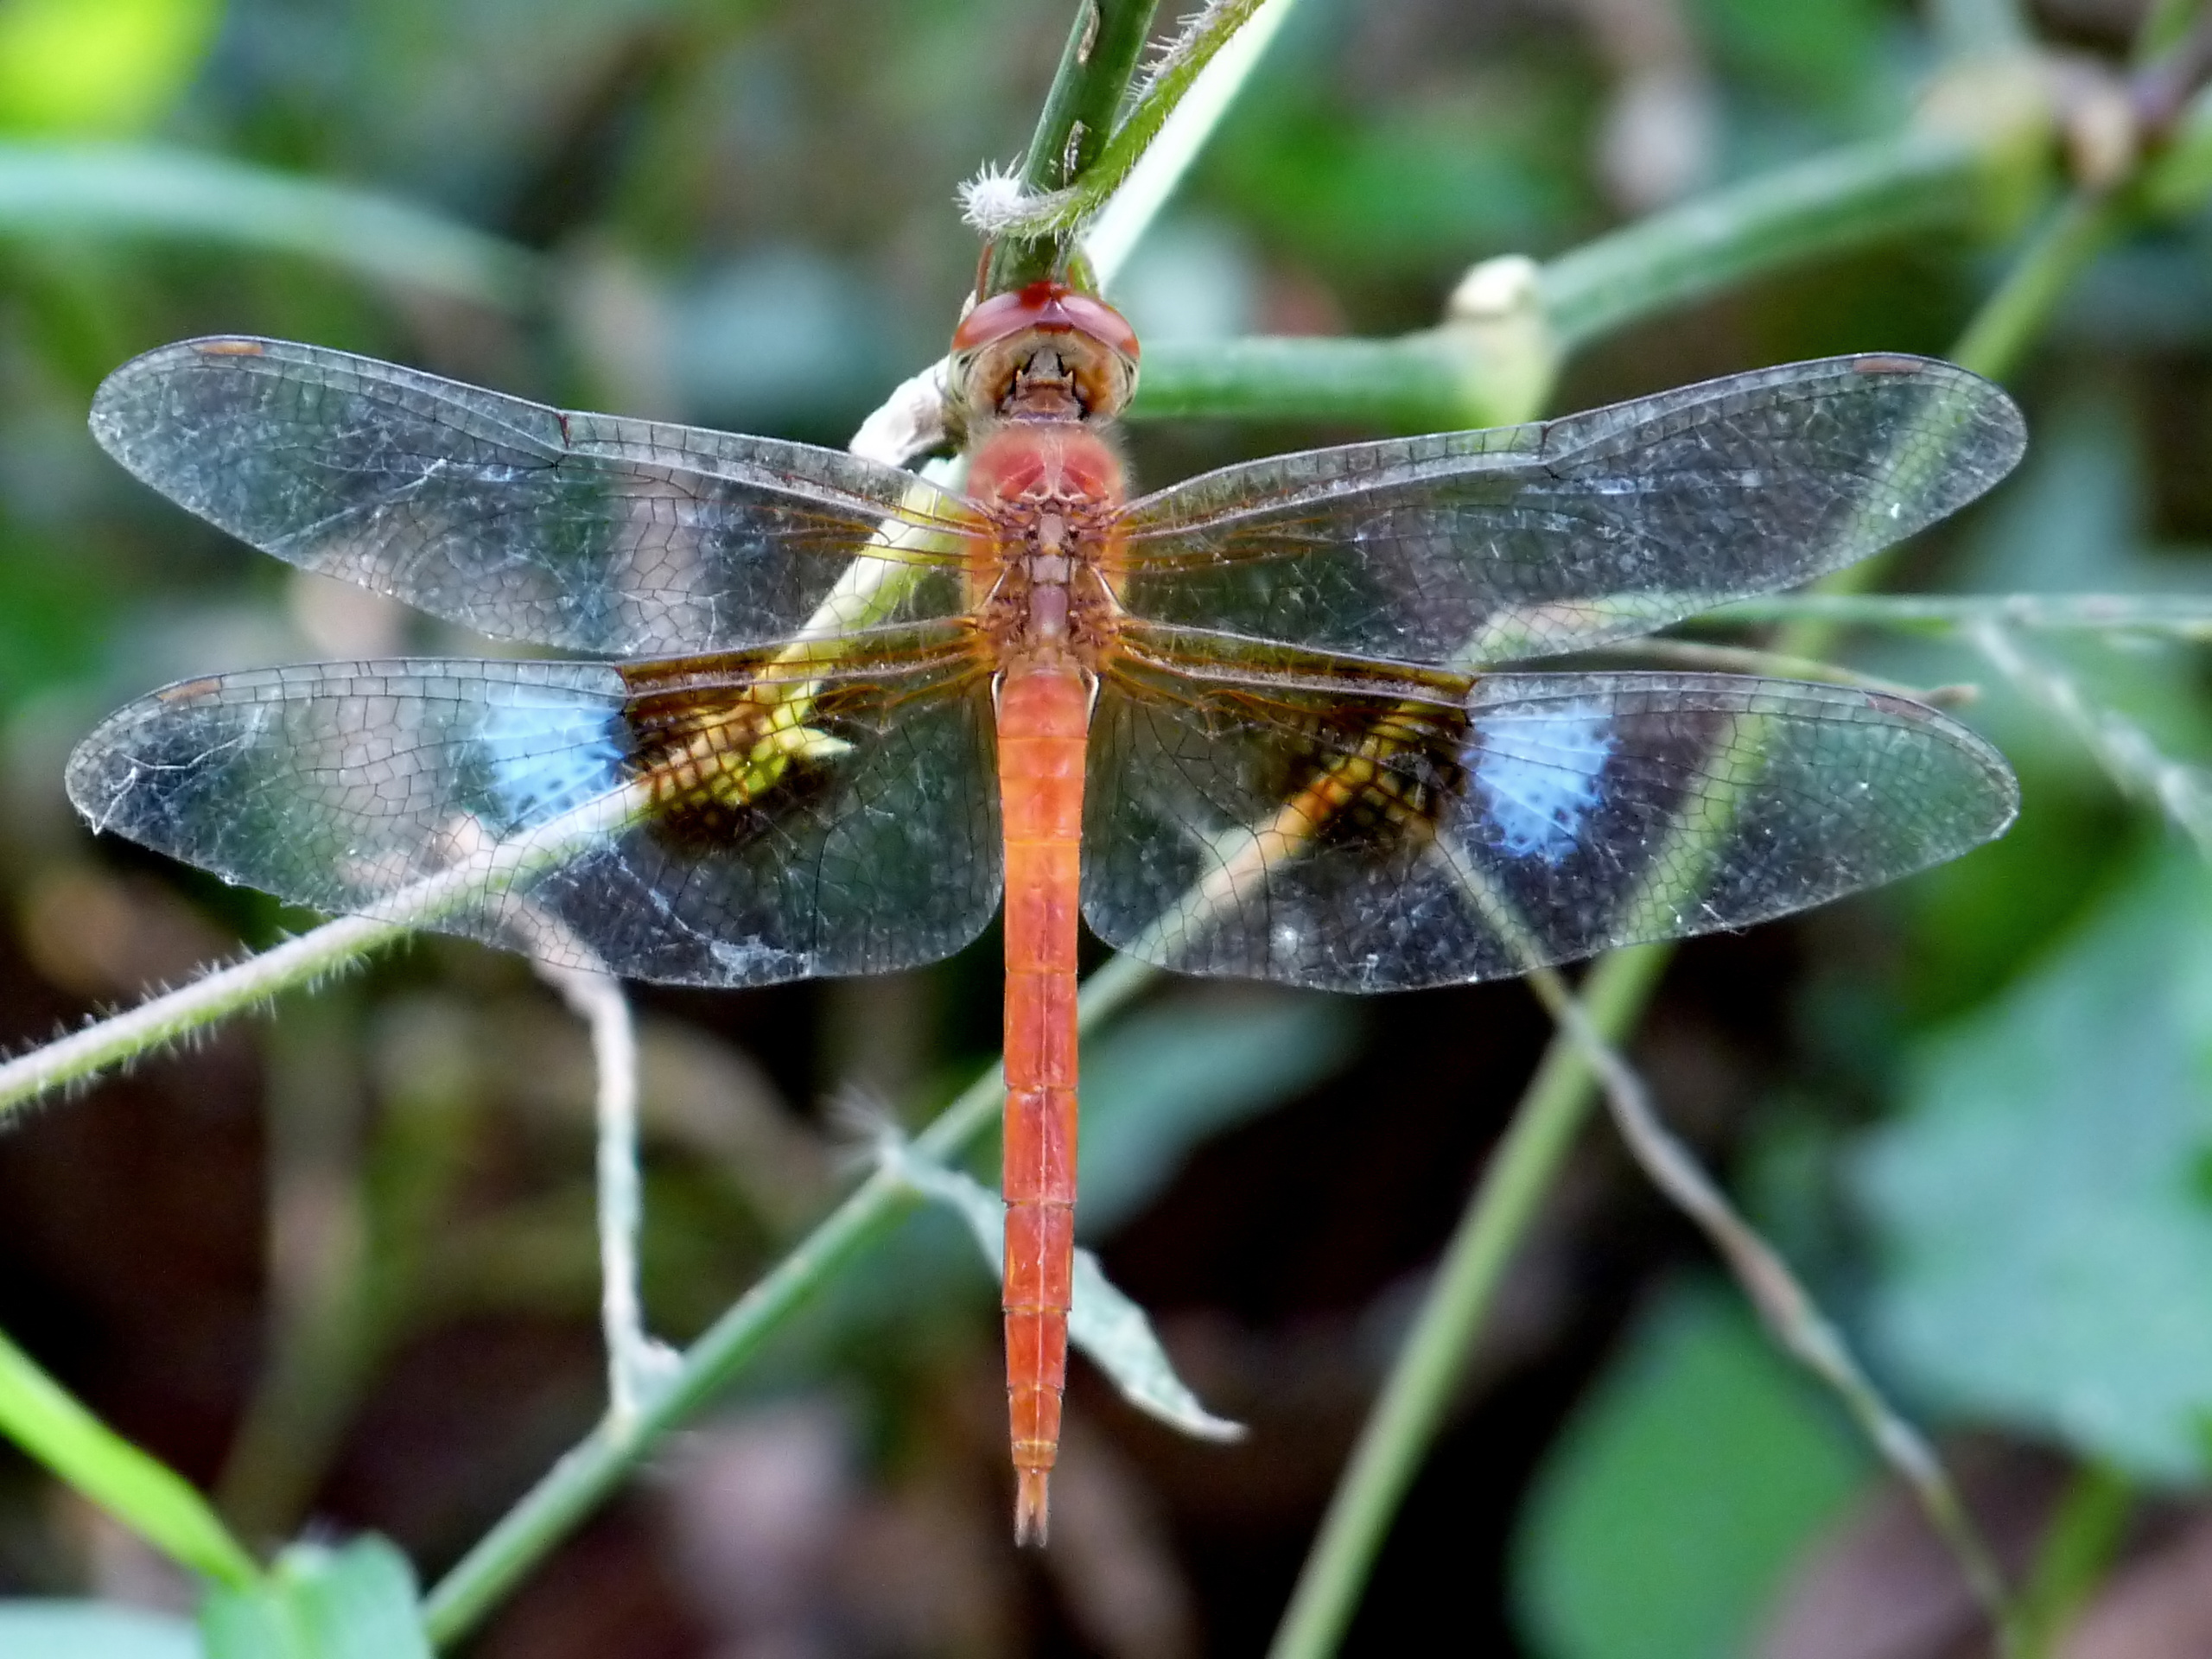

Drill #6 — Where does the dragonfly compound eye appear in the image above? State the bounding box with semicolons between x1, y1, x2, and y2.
951;281;1140;421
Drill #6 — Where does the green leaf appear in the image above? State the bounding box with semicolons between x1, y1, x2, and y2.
1512;1281;1869;1659
1857;849;2212;1483
0;143;539;308
0;1326;257;1588
881;1139;1244;1442
1076;993;1357;1236
0;1602;199;1657
199;1539;429;1659
0;0;219;136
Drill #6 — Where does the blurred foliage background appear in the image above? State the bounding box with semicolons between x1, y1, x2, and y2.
0;0;2210;1654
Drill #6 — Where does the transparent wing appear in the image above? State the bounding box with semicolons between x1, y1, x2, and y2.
1083;651;2018;992
91;337;979;657
1116;355;2024;667
67;634;1000;987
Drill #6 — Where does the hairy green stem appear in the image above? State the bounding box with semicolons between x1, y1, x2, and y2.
984;0;1274;267
0;917;405;1122
986;0;1160;291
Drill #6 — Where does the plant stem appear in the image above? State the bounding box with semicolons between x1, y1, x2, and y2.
982;1;1279;263
1608;636;1974;702
0;143;540;308
1266;945;1669;1659
1130;127;1999;428
0;915;405;1122
986;0;1160;291
1948;192;2127;383
1135;328;1531;430
420;954;1157;1648
1084;0;1302;279
1521;966;2021;1650
1543;129;1989;351
1707;591;2212;635
1972;619;2212;854
2018;1465;2134;1658
1266;120;2141;1659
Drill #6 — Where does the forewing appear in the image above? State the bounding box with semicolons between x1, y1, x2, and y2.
67;638;1000;987
1117;355;2024;666
91;338;976;656
1084;656;2017;992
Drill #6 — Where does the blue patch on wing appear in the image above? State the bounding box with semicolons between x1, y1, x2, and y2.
1465;703;1613;864
472;692;628;828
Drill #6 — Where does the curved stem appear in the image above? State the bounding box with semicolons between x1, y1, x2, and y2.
0;143;541;309
1130;124;2012;429
1542;129;1988;352
420;954;1156;1647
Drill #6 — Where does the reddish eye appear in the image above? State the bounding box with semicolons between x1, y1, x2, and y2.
950;281;1141;360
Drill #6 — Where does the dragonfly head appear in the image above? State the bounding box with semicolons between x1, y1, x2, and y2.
950;281;1140;426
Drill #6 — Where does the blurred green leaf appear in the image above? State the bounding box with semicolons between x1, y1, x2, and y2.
198;1539;428;1659
0;144;540;307
1210;92;1587;279
1858;849;2212;1484
885;1140;1244;1442
0;0;219;136
0;1603;198;1656
1076;992;1358;1236
1512;1281;1869;1659
1693;0;1889;122
0;1326;258;1589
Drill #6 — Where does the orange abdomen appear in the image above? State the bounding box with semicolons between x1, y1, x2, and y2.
995;665;1089;1545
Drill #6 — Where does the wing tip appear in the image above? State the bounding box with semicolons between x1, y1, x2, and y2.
88;335;283;465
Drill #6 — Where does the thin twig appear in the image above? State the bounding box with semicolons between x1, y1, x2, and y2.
1266;947;1670;1659
1519;967;2023;1652
1971;619;2212;854
420;952;1159;1646
1950;193;2129;384
532;958;677;1428
1613;636;1978;706
1709;591;2212;639
0;914;404;1120
0;785;641;1121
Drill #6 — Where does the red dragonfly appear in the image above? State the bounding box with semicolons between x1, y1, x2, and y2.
67;282;2023;1541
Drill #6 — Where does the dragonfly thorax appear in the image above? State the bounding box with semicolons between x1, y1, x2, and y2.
969;425;1126;674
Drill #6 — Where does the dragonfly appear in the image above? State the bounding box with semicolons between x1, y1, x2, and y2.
67;282;2024;1543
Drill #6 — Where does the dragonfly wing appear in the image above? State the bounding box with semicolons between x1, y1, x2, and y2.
1083;652;2017;992
92;338;976;656
1118;355;2024;667
67;638;1000;986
